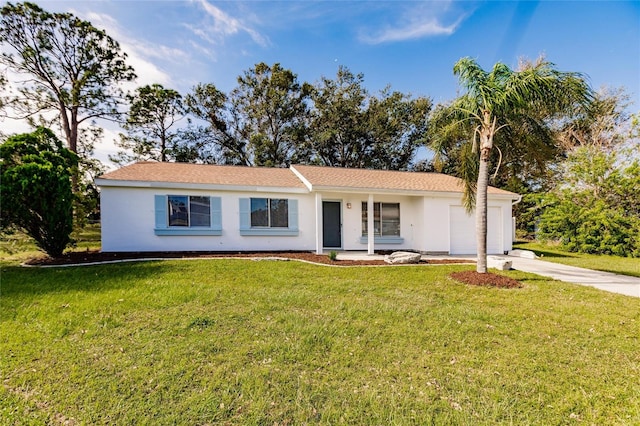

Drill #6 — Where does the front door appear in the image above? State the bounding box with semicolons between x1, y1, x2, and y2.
322;201;342;248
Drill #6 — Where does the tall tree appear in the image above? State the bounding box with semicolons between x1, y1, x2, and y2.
307;66;369;168
366;88;431;170
0;127;78;257
232;62;311;167
111;84;185;164
536;146;640;257
182;83;250;165
526;89;640;252
430;57;592;273
0;1;136;154
183;63;311;167
308;66;430;170
556;87;633;153
515;87;637;239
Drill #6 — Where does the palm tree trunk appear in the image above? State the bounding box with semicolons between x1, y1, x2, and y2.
476;149;490;273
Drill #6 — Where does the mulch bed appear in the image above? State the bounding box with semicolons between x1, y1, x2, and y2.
25;251;523;288
450;271;522;289
24;250;473;267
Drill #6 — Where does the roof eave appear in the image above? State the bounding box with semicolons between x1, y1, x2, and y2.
310;185;516;199
94;178;309;194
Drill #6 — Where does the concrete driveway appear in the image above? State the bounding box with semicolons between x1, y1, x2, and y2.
335;251;640;298
507;256;640;298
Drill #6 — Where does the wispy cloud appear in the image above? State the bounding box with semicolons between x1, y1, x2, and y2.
187;0;269;47
360;2;468;44
187;39;215;59
363;17;463;44
81;11;184;88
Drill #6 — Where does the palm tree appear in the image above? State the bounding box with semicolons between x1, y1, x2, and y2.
431;57;592;273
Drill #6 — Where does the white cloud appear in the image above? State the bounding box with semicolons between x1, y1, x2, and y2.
80;11;180;88
187;0;269;48
360;3;467;44
187;39;216;60
95;126;122;170
183;23;216;45
0;116;33;138
134;44;191;63
363;17;463;44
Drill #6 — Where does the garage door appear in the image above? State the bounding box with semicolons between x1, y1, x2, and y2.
449;206;502;255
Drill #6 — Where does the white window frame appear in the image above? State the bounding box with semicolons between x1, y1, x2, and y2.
155;195;222;236
250;198;289;229
168;195;211;228
362;202;400;237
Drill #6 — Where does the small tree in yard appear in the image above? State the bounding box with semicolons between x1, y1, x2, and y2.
1;127;78;257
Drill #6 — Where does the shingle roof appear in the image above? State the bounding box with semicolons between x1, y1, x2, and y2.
97;161;307;189
96;161;518;197
291;164;516;196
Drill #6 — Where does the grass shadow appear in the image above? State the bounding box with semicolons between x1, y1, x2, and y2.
596;268;640;279
1;260;174;297
528;248;577;259
512;242;578;259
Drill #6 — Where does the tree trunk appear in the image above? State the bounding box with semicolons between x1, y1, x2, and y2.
68;107;80;193
59;106;74;152
69;108;78;154
476;110;495;274
476;148;490;273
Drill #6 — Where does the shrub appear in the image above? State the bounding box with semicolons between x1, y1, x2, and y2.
0;128;78;257
538;195;640;257
534;147;640;257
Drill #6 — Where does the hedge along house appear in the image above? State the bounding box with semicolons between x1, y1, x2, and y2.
95;162;520;255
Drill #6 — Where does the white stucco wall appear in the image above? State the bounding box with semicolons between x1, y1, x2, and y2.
100;185;514;254
500;201;514;253
420;194;513;254
317;192;423;251
422;195;459;253
101;186;316;252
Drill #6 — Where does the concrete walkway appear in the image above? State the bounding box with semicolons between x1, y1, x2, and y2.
507;256;640;298
335;251;640;298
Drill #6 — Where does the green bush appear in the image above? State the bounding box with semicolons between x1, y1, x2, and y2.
538;198;639;257
0;128;78;257
533;147;640;257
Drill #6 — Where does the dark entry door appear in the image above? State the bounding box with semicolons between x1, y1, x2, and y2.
322;201;341;248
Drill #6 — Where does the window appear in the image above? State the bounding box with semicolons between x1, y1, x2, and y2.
168;195;211;227
155;195;221;236
239;198;298;236
362;202;400;236
250;198;288;228
189;196;211;227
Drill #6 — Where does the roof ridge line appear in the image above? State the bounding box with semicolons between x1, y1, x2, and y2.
289;165;313;191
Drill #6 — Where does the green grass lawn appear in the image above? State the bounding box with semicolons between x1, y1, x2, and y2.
2;259;639;424
514;241;640;278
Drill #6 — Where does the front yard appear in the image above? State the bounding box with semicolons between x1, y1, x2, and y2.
2;259;639;424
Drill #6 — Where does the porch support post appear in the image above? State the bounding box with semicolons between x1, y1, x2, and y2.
315;192;323;254
367;194;374;255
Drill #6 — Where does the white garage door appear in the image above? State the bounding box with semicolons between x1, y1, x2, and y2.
449;206;502;255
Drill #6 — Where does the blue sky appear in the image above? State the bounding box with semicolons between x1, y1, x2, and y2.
5;0;640;162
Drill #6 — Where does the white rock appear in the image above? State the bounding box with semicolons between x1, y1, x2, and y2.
488;256;513;271
251;257;289;262
384;251;422;264
508;249;538;259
